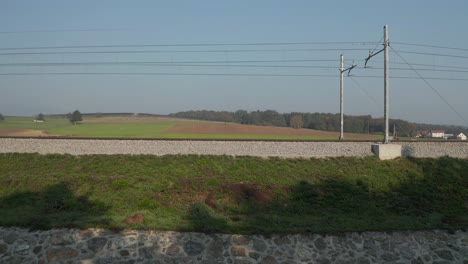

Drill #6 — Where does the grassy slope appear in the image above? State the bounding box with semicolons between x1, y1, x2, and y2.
0;154;466;234
0;116;70;130
0;116;378;140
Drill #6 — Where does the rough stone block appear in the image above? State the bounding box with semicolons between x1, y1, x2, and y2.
371;144;402;160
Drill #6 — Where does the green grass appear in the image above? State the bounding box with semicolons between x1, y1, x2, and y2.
0;154;466;234
0;116;380;140
0;116;71;130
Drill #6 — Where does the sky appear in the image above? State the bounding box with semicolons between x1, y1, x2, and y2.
1;0;468;126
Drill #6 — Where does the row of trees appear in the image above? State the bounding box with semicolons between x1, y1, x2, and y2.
33;111;83;124
0;111;82;124
170;110;468;136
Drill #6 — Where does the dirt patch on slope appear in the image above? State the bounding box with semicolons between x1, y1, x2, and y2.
165;123;377;140
205;183;276;210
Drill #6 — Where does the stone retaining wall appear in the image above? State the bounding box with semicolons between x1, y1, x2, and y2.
0;227;466;264
1;138;468;158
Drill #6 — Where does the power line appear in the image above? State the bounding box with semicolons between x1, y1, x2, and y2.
0;59;339;64
349;76;380;109
388;61;468;70
370;36;384;55
0;42;379;51
392;42;468;52
0;62;337;68
0;48;370;56
0;62;338;69
1;71;468;81
390;46;468;126
358;66;468;73
0;72;341;77
393;50;468;59
0;28;131;34
2;62;468;73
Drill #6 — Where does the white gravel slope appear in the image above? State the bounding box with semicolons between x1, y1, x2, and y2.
397;142;468;158
0;138;373;158
0;138;467;158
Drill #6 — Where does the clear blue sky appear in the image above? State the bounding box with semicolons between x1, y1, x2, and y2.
1;0;468;126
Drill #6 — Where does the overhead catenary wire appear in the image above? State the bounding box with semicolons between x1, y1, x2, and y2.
0;59;340;64
0;62;341;69
0;72;345;77
0;28;131;34
392;50;468;59
350;77;412;137
0;41;380;51
0;48;371;56
348;76;380;109
369;36;384;55
2;62;468;74
392;42;468;52
388;61;468;70
390;46;468;126
1;72;468;81
356;66;468;73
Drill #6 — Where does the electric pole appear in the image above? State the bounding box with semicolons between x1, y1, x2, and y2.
340;54;344;140
339;54;355;141
383;25;390;144
365;25;390;144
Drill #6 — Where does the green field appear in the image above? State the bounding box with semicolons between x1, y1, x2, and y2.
0;116;379;140
0;154;466;234
0;116;71;130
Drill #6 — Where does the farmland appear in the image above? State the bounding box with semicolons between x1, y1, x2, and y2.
0;115;381;140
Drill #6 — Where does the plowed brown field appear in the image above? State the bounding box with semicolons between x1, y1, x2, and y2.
165;123;379;140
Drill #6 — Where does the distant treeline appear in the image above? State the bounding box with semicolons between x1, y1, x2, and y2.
47;112;135;118
170;110;468;136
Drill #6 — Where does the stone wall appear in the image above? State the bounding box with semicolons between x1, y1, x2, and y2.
398;142;468;158
1;138;468;159
0;227;466;264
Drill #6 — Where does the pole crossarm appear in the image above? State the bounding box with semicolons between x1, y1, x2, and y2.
364;48;384;68
340;64;357;76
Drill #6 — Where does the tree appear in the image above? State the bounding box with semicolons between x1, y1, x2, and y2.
36;113;45;121
290;115;303;129
0;113;4;121
67;110;83;124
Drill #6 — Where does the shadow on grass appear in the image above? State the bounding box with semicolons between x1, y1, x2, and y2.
0;182;110;229
186;157;468;234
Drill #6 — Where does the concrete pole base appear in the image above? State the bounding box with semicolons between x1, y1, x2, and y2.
371;144;402;160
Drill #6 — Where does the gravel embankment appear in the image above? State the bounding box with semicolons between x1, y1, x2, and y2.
0;138;373;158
397;142;468;158
0;138;467;158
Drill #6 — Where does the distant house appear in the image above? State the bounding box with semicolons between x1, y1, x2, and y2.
415;130;429;138
457;133;467;140
427;130;445;138
33;120;44;123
